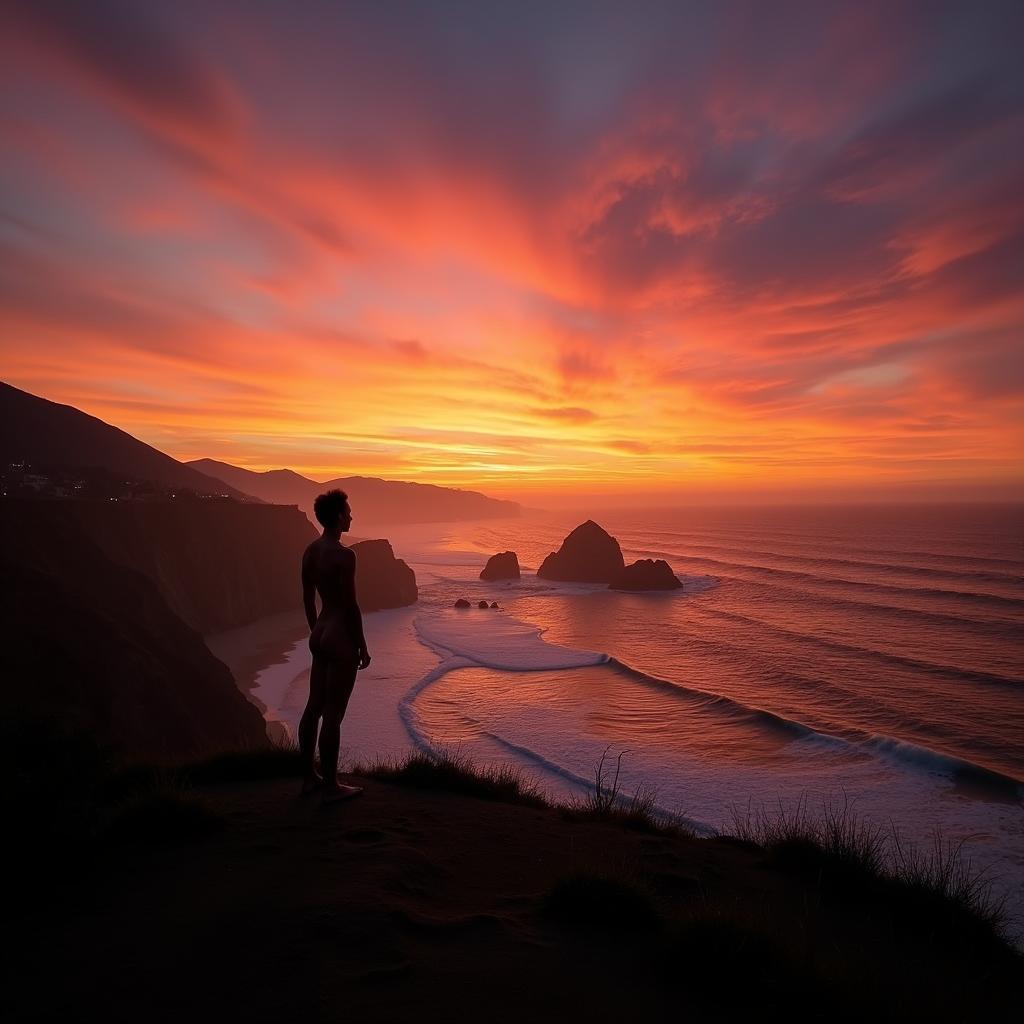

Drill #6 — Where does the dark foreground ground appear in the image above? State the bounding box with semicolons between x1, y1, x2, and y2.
8;771;1022;1024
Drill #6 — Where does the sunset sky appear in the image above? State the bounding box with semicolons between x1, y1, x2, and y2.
2;0;1022;503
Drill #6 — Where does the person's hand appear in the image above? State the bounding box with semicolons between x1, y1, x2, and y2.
357;647;372;670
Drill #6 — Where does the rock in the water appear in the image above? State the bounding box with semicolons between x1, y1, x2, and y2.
454;598;472;608
480;550;520;581
610;559;682;591
351;539;418;611
490;601;499;609
478;600;489;608
537;520;625;583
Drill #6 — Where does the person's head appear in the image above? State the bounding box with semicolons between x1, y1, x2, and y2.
313;489;351;533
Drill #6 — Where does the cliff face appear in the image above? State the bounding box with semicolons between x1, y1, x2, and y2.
11;499;316;634
0;502;268;759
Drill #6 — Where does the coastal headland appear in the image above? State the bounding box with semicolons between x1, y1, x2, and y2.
8;756;1019;1023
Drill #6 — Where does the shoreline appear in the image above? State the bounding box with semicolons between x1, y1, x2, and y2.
210;600;1024;937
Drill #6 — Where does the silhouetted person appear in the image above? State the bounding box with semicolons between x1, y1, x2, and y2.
299;489;371;802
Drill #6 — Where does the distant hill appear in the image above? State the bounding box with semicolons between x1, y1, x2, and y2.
0;382;255;501
189;458;521;525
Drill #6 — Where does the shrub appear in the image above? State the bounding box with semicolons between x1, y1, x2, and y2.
544;870;662;931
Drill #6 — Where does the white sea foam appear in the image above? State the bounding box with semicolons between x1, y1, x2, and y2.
399;610;607;766
414;608;608;671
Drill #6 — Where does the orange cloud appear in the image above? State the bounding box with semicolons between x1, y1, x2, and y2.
1;0;1021;502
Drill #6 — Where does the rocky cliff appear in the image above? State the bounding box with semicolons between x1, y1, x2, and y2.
537;521;625;583
352;539;418;611
9;499;316;634
0;501;268;758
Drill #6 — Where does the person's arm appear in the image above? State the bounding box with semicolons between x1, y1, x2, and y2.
342;549;371;669
301;547;318;632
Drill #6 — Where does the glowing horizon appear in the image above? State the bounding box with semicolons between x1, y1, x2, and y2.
2;1;1022;503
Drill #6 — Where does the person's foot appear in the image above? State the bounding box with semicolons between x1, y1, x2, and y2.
300;769;326;796
321;783;363;804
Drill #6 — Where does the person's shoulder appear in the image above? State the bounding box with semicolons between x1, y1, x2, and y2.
302;538;322;561
338;545;356;565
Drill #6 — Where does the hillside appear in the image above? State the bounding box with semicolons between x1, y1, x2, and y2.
8;768;1019;1022
0;382;255;500
189;458;520;525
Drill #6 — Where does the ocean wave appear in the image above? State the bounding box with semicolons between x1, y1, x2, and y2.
619;529;1023;572
625;543;1024;593
697;573;1021;631
402;609;1022;806
603;657;821;740
660;553;1024;612
692;605;1024;691
478;729;715;835
862;735;1023;799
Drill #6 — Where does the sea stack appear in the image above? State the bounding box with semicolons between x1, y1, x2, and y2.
351;539;418;611
536;520;625;583
480;551;520;581
610;558;682;591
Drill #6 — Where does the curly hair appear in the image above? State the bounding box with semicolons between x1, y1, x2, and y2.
313;488;349;528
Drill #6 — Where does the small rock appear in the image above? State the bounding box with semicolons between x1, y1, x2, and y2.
454;598;471;608
480;551;520;581
478;600;489;609
609;559;682;591
489;601;499;609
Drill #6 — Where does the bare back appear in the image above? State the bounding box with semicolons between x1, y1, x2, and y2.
303;536;358;662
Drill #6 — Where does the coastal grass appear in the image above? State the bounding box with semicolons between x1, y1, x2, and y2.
728;793;1011;956
357;748;549;808
562;748;690;836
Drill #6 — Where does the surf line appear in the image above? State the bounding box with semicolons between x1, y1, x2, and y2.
399;610;606;756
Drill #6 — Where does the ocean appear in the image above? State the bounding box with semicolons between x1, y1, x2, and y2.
209;503;1024;932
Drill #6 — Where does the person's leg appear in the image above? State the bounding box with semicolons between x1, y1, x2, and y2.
299;655;326;792
319;657;360;802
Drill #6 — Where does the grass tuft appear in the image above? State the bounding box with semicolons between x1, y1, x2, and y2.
358;748;549;808
564;748;689;836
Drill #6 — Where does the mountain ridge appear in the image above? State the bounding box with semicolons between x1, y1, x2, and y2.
189;457;521;525
0;382;255;501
